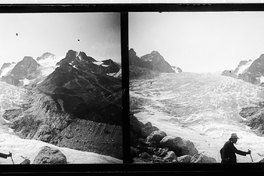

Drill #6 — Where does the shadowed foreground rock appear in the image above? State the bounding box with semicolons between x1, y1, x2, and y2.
160;136;198;156
20;159;30;165
33;146;67;164
130;114;217;163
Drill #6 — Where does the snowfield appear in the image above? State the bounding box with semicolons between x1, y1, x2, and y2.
0;81;122;164
130;72;264;163
0;63;16;78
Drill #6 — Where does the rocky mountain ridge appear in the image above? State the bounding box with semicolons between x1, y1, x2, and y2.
0;51;121;87
129;48;181;79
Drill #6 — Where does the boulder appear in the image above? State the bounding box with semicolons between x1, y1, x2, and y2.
152;155;166;163
130;147;140;158
163;151;177;162
190;153;217;163
160;136;198;156
146;130;167;146
177;155;192;163
130;114;145;139
139;152;152;160
20;159;30;165
141;122;159;138
259;158;264;163
33;146;67;164
155;148;169;157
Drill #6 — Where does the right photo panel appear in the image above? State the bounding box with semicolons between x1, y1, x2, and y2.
129;12;264;164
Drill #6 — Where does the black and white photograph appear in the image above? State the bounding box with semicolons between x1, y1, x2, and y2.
129;11;264;164
0;12;122;164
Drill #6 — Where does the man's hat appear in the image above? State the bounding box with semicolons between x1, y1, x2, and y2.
230;133;239;139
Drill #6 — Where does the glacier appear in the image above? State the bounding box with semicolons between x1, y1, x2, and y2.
130;72;264;163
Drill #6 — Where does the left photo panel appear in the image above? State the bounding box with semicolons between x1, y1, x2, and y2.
0;12;122;164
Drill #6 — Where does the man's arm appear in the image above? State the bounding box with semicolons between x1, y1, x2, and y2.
0;153;10;159
232;145;249;156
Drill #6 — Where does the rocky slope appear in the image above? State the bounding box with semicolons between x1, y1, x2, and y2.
238;55;264;85
129;48;181;79
130;114;216;163
37;50;122;125
239;102;264;136
1;50;123;159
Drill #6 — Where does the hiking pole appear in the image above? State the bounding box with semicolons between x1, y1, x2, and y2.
9;152;14;165
250;153;254;162
248;149;253;162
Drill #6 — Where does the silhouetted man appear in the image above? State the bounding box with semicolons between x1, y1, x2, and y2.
220;133;251;163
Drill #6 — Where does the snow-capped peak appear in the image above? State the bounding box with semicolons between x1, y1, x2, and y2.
37;54;64;77
235;60;253;75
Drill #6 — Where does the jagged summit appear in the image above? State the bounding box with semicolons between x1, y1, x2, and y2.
58;50;96;66
57;50;120;76
129;48;136;55
129;48;185;79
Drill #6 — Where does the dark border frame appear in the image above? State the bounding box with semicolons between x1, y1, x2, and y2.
2;3;264;12
1;3;264;174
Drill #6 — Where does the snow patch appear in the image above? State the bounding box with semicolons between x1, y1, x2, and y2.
102;64;109;67
0;63;16;77
22;78;31;86
73;65;78;70
107;69;121;78
259;76;264;83
93;61;103;66
236;60;253;75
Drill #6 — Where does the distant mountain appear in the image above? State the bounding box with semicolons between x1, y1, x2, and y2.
0;51;121;87
1;57;40;86
129;48;181;79
222;54;264;86
141;51;175;73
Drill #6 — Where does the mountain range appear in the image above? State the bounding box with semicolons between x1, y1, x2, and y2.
0;50;123;159
129;48;182;79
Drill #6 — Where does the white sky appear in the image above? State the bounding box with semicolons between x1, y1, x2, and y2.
129;12;264;73
0;13;120;67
